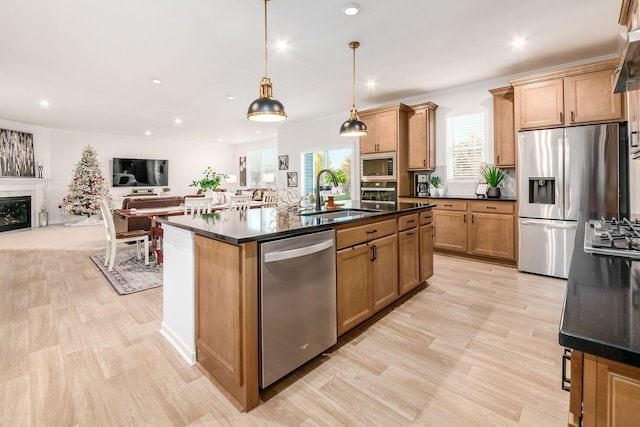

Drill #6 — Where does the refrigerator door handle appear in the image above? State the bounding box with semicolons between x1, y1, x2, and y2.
520;220;577;230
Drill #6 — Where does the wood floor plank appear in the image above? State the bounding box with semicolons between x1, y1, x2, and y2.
0;247;571;426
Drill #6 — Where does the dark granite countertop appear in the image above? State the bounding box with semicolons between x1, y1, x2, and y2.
559;215;640;367
399;194;517;202
157;201;435;245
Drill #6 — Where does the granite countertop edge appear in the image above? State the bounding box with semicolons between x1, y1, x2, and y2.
398;195;517;201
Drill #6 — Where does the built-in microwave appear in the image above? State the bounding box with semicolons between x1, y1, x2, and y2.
361;153;396;181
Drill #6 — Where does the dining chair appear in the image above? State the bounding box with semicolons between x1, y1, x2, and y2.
262;190;278;207
229;194;252;211
98;199;149;271
184;196;213;214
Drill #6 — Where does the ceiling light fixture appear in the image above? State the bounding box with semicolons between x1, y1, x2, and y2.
38;100;50;108
512;37;526;47
226;95;236;100
343;3;361;16
151;79;162;84
174;117;182;125
340;41;367;137
145;130;152;136
247;0;287;122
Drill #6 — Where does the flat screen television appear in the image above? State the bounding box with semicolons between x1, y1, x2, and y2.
112;158;168;187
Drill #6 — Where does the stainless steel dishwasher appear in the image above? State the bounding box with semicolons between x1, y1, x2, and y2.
260;229;337;388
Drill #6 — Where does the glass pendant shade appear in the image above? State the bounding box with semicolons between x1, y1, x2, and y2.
340;41;367;136
247;0;286;122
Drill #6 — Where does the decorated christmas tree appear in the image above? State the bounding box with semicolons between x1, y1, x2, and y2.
59;145;112;219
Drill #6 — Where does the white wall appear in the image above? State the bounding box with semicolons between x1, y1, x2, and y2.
0;118;234;224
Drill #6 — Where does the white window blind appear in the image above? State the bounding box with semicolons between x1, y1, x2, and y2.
446;112;486;180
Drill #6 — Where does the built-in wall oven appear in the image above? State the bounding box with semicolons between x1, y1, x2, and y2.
360;181;397;209
361;153;396;181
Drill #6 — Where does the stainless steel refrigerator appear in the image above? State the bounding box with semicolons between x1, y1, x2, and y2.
517;123;628;279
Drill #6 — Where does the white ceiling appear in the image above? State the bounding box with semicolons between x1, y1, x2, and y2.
0;0;625;144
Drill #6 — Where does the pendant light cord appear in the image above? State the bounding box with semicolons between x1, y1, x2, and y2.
264;0;269;78
351;44;356;109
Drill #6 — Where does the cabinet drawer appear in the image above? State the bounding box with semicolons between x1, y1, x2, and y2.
432;199;467;211
398;213;419;231
336;219;397;249
419;210;433;225
470;201;514;214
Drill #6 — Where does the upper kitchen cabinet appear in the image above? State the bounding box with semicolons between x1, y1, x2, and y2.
358;104;411;154
489;86;515;167
510;58;623;131
407;102;438;170
620;0;640;30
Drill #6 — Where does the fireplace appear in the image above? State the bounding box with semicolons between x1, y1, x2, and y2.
0;196;31;232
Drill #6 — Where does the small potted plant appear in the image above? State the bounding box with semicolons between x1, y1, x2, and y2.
190;167;227;196
480;165;506;198
429;175;443;196
161;186;171;195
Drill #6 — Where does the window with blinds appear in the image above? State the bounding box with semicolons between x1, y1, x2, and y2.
446;112;486;181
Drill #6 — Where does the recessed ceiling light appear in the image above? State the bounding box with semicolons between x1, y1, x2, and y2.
512;37;526;48
218;138;224;142
256;130;262;134
151;78;162;84
366;80;376;88
226;95;236;100
343;3;361;16
38;99;50;108
145;130;152;136
276;40;288;51
174;117;182;125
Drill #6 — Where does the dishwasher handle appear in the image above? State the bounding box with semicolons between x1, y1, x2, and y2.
264;239;334;263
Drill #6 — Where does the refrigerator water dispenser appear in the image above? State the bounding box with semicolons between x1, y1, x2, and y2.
528;177;555;204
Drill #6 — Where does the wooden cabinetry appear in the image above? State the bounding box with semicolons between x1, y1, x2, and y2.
407;102;437;170
468;201;515;260
398;213;420;296
620;0;640;31
194;235;259;411
568;350;640;427
510;59;623;131
424;198;516;264
359;105;409;154
335;218;398;336
419;210;434;284
431;200;468;253
489;86;515;167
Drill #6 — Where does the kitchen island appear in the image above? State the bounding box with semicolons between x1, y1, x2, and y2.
157;202;434;411
559;215;640;426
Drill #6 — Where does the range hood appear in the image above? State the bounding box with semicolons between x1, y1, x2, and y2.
614;29;640;93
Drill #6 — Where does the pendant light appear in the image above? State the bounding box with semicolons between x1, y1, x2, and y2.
340;41;367;136
247;0;287;122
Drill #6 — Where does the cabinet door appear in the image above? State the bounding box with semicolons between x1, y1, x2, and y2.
516;79;564;129
376;110;399;152
336;243;373;336
595;356;640;427
433;210;467;253
419;224;433;283
491;87;515;167
408;109;428;169
359;114;378;154
565;69;623;125
398;228;420;296
469;212;515;260
371;234;398;313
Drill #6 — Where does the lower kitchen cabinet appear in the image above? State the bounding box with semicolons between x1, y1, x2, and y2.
419;223;433;283
568;350;640;427
398;221;420;296
427;198;516;264
335;218;398;336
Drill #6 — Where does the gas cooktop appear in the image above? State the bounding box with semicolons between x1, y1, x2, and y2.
584;217;640;260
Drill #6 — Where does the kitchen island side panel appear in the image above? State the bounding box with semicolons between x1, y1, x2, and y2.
195;235;259;412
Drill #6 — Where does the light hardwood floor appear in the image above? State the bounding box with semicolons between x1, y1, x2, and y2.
0;245;569;426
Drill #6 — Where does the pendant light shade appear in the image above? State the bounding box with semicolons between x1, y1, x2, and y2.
340;41;367;136
247;0;287;122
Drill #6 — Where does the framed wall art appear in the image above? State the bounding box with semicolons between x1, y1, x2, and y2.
239;156;247;186
278;155;289;170
0;129;35;177
287;172;298;187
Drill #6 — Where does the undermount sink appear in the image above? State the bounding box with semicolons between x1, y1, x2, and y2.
300;208;378;220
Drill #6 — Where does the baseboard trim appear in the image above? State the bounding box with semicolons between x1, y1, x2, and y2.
160;322;196;366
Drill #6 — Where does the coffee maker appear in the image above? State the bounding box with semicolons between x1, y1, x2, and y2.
414;172;429;197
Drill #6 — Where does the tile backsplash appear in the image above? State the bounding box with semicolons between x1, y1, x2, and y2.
425;166;515;198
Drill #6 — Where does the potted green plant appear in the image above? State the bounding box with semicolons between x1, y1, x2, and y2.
161;186;171;195
190;167;227;196
480;165;506;198
429;175;443;196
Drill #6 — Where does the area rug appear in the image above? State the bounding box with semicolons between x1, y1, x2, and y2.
90;250;162;295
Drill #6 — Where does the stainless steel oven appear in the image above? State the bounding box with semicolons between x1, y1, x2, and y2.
360;181;397;209
361;153;396;181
